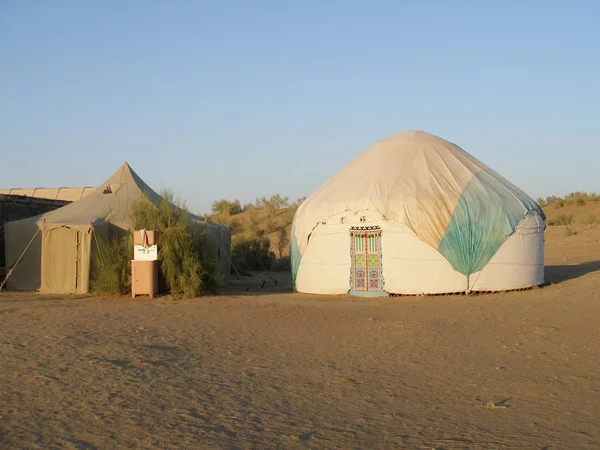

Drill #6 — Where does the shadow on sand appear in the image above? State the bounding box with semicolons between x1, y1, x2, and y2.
545;261;600;284
222;283;294;297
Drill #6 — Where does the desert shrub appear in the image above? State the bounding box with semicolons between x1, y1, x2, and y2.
211;199;243;215
291;196;307;210
230;218;243;234
246;210;266;238
264;218;277;234
564;226;577;236
559;214;575;225
232;236;272;273
210;213;232;227
130;191;222;298
158;224;220;297
255;194;290;216
543;192;600;207
265;194;289;212
582;214;599;226
276;227;288;259
564;192;588;206
90;231;132;295
547;214;574;226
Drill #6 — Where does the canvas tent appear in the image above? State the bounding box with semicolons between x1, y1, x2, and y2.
4;162;231;293
291;131;546;296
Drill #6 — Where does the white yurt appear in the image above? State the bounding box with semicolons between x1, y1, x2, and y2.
291;131;546;296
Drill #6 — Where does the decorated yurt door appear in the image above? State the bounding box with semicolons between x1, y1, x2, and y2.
349;226;386;296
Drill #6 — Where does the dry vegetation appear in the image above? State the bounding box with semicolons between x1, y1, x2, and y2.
90;192;221;298
540;192;600;237
206;195;304;273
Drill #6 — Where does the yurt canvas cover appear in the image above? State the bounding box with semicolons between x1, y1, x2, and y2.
4;163;231;293
291;131;546;295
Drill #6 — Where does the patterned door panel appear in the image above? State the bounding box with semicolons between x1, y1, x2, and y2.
350;227;384;295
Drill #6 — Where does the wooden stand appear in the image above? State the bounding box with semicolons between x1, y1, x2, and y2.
131;230;158;298
131;260;158;298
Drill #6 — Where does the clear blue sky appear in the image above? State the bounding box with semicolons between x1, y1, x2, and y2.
2;1;599;214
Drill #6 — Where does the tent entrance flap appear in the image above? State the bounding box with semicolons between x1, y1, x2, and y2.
41;225;92;294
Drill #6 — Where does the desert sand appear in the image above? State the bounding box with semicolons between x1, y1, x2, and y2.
1;225;599;449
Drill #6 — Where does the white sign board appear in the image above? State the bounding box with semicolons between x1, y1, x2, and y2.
134;245;158;261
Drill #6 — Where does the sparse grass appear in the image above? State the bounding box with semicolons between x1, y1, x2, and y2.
582;214;600;225
564;226;578;237
541;192;599;208
547;213;600;228
547;214;574;226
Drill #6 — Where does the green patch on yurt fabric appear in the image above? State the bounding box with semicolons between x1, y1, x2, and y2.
290;217;302;289
438;170;544;286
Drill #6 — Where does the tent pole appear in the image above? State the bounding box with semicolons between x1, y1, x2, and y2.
0;227;41;292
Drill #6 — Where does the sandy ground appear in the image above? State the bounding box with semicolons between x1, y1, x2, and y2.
1;226;600;449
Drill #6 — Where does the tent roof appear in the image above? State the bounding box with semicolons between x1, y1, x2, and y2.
293;130;544;257
0;187;94;201
12;162;225;231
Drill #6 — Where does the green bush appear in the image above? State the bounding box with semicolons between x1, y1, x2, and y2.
90;231;132;295
211;199;243;215
90;190;222;298
131;191;222;298
232;236;273;273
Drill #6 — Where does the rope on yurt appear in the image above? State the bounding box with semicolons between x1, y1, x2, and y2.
0;227;41;292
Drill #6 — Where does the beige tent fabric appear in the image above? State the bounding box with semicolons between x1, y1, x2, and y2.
0;187;94;201
293;131;486;256
4;162;231;293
